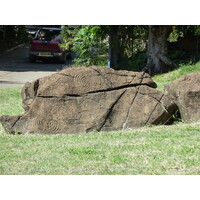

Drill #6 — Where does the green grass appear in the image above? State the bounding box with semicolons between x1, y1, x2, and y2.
0;87;23;115
0;123;200;175
0;62;200;174
152;61;200;91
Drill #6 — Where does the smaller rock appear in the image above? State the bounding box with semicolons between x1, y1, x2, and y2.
164;72;200;123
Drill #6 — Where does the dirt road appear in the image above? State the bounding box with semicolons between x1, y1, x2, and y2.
0;45;71;88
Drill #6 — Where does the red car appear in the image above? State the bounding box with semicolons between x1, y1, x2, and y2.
29;27;68;63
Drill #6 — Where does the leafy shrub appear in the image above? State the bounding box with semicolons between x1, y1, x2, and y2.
60;26;108;66
168;50;185;64
119;51;147;71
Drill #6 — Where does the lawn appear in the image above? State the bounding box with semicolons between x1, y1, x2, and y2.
0;62;200;175
0;87;23;116
152;61;200;91
0;122;200;175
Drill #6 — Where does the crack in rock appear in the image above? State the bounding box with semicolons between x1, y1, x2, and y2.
122;71;147;130
145;94;164;125
10;116;21;129
0;115;22;133
98;90;127;131
137;90;164;104
37;83;154;98
122;88;139;130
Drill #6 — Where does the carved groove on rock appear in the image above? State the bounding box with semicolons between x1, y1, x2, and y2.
145;94;164;125
34;118;61;134
10;116;22;130
57;73;74;77
37;83;155;98
98;90;127;131
33;79;40;96
74;73;91;93
91;67;113;88
137;90;162;102
122;71;146;129
86;84;151;95
122;88;139;130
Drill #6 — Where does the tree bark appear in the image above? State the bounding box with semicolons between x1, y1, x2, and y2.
109;25;119;69
146;25;176;75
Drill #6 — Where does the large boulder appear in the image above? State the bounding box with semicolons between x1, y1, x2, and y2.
164;71;200;123
0;67;177;134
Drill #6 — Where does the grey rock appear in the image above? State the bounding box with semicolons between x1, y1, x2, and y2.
0;66;177;134
165;71;200;123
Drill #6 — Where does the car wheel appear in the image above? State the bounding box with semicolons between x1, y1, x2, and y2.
29;55;36;63
60;55;66;64
66;52;72;59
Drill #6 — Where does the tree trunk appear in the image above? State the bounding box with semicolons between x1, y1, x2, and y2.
146;25;175;75
109;25;119;69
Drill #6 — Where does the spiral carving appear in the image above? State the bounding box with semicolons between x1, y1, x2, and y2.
47;120;60;133
74;73;91;94
35;118;60;133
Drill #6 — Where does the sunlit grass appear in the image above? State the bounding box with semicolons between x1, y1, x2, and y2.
0;87;23;115
0;122;200;175
152;61;200;91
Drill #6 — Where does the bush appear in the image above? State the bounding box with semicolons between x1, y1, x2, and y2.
60;26;108;66
0;26;29;53
168;50;185;63
119;51;147;71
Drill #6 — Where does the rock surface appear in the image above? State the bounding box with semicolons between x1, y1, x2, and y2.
165;71;200;123
0;67;177;134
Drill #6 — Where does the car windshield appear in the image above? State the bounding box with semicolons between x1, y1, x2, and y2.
35;29;62;41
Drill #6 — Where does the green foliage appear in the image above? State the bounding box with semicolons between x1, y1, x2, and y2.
168;25;200;42
119;25;148;56
168;26;184;42
177;25;200;36
119;51;147;71
61;25;108;66
114;25;147;70
60;25;200;70
60;26;76;51
60;25;148;68
0;25;28;52
168;50;185;64
15;26;29;43
0;25;28;43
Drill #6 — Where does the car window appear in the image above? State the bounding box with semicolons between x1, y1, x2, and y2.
35;29;62;41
